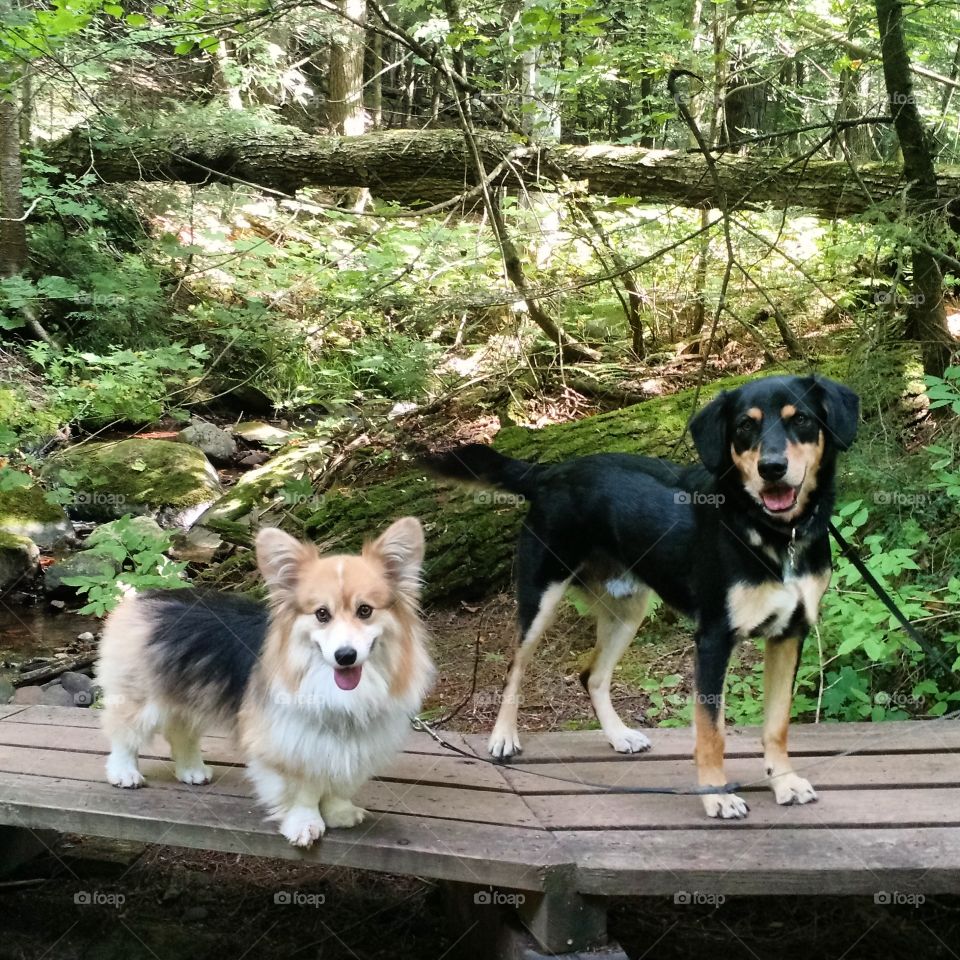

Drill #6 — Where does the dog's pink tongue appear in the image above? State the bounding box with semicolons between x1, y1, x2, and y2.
334;665;363;691
762;486;795;512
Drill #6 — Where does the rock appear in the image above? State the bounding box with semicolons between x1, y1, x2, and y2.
92;515;165;545
178;420;237;464
49;599;66;610
231;421;294;446
0;676;13;704
77;631;95;642
60;671;95;707
0;532;40;594
41;439;223;525
388;401;418;419
197;433;335;535
12;685;44;705
44;549;120;595
37;681;76;707
238;450;270;467
169;526;223;564
0;483;74;549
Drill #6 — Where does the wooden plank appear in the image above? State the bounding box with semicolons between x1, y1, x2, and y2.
0;772;566;890
462;719;960;763
498;751;960;794
528;787;960;830
0;722;510;792
0;706;28;721
3;705;472;757
560;827;960;896
0;744;539;829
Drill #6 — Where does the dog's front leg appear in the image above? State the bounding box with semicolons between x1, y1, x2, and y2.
763;633;817;806
694;625;748;819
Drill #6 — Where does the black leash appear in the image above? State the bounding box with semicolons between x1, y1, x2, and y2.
410;717;741;796
828;521;943;663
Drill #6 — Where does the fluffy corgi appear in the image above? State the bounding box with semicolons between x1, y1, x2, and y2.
96;517;434;847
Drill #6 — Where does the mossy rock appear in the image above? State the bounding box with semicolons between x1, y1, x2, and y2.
0;484;73;549
200;348;920;602
0;531;40;594
41;439;223;524
44;548;121;595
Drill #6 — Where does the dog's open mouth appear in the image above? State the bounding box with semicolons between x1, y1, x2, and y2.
760;484;798;514
334;665;363;691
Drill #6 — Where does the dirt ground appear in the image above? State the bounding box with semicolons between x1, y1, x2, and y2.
2;598;958;960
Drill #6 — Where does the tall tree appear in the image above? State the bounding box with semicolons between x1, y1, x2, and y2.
875;0;953;377
329;0;367;134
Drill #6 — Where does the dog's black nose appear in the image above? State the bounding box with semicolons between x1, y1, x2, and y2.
334;647;357;666
758;457;788;481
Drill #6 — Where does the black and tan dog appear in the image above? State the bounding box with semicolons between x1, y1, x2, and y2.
426;375;859;819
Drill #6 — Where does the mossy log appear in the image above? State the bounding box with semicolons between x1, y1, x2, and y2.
200;350;921;603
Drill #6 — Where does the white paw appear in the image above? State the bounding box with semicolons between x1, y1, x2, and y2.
321;798;366;829
488;726;522;759
607;727;651;754
175;764;212;785
771;773;818;806
280;807;326;848
702;792;750;820
106;764;145;789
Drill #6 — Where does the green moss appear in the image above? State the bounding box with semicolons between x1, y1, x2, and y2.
0;387;62;443
0;484;66;526
42;439;222;520
0;530;32;550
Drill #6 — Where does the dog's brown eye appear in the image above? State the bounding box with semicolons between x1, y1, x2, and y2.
793;412;809;426
356;604;373;620
315;607;331;624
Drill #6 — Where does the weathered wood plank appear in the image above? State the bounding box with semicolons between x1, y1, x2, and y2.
529;786;960;830
462;719;960;762
560;827;960;896
0;744;536;827
0;706;28;721
497;752;960;794
0;722;510;792
0;772;566;890
2;705;473;756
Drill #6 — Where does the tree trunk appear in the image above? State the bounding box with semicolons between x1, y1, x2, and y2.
212;40;244;110
44;125;960;220
875;0;953;378
199;351;914;603
0;93;28;276
328;0;367;135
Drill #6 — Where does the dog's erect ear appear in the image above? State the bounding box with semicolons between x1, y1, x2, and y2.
816;377;860;450
690;391;730;473
256;528;313;597
365;517;425;601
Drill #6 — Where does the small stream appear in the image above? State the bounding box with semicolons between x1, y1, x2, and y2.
0;606;97;665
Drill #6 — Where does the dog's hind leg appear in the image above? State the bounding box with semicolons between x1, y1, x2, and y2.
763;633;817;806
102;699;160;789
164;716;212;785
582;589;652;754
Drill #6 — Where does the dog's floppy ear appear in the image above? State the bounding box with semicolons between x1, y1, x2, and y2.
256;528;314;598
815;377;860;450
364;517;425;602
690;391;730;473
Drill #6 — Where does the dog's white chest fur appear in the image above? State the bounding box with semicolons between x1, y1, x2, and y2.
727;569;830;638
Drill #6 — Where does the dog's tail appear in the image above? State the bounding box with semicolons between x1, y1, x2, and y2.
422;444;544;500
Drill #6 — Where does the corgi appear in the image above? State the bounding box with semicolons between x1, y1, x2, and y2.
96;517;434;847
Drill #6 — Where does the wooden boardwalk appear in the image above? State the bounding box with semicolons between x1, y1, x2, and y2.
1;704;959;955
